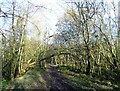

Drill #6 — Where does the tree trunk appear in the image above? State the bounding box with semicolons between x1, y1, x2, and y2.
86;46;91;75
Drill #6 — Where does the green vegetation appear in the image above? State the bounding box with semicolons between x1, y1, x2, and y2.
0;0;120;90
57;65;120;90
6;68;46;90
57;65;81;73
1;80;9;90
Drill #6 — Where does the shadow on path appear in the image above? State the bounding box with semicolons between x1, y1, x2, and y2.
41;65;79;91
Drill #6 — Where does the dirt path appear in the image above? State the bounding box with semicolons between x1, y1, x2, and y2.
41;65;79;91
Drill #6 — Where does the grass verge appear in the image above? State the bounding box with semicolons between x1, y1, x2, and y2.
57;65;120;90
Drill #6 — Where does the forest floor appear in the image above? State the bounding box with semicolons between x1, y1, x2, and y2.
41;65;120;91
4;65;120;91
40;65;79;91
5;65;78;91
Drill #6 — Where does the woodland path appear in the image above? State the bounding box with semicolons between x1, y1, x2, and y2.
41;65;79;91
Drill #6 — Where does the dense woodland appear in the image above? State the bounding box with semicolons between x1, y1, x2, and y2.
0;0;120;90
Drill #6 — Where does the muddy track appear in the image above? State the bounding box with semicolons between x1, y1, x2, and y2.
41;66;79;91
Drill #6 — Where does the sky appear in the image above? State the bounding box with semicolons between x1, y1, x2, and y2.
28;0;64;35
27;0;119;37
27;0;119;34
0;0;65;42
0;0;120;42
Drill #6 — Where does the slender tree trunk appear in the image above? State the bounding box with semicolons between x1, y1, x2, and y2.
86;46;91;75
